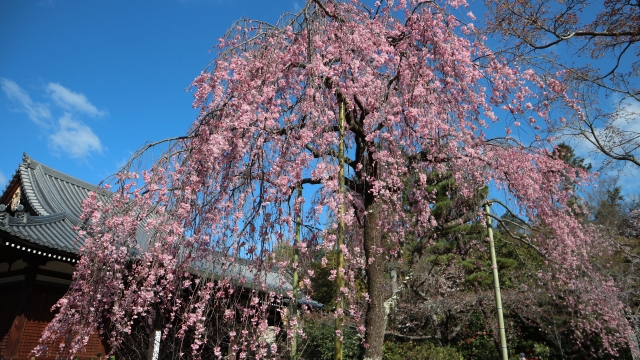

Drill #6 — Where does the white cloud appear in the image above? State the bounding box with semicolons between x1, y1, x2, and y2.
0;171;7;188
1;78;52;127
49;113;103;158
613;99;640;133
566;138;597;165
0;78;105;159
611;166;640;195
46;82;105;117
567;97;640;195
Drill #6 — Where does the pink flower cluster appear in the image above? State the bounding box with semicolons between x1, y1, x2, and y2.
39;0;632;358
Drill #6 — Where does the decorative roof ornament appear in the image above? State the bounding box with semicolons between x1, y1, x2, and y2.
22;152;31;165
15;204;26;223
10;187;21;211
0;204;7;226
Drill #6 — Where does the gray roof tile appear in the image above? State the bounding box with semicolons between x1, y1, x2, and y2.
0;154;96;254
0;154;292;292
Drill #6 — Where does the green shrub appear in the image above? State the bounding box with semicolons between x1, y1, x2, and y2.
383;341;462;360
455;331;497;360
298;320;363;360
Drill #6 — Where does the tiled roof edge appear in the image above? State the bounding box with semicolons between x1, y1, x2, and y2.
20;161;50;216
0;223;76;254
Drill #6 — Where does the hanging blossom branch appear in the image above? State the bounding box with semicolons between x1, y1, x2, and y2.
39;0;634;359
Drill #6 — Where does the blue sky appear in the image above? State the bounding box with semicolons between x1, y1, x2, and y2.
1;0;636;198
0;0;301;188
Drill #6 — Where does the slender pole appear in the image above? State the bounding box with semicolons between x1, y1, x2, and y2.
334;100;346;360
291;186;302;359
628;319;640;360
149;329;161;360
485;204;508;360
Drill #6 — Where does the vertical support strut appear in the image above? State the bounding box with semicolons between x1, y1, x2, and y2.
334;100;346;360
485;204;508;360
149;329;161;360
291;186;302;359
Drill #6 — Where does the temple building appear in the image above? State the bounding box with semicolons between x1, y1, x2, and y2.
0;154;106;360
0;153;311;360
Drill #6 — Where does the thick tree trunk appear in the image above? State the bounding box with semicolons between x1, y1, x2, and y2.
363;201;387;360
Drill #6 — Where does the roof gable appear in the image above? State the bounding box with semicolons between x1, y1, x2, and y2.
0;154;293;293
7;153;99;219
0;154;98;255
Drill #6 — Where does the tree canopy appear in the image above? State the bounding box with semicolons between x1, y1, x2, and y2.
40;1;634;359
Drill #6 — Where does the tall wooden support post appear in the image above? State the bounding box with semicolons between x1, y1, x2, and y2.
291;186;302;360
334;100;346;360
629;318;640;360
485;204;508;360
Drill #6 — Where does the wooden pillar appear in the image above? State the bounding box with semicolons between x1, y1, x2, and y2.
4;314;27;358
3;255;43;358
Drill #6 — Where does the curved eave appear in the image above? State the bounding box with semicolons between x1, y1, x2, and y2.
20;161;51;216
0;213;82;254
14;154;104;220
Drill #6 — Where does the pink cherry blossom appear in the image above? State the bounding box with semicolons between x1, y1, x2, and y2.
39;0;632;358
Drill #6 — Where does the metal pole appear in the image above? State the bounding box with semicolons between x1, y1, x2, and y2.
485;204;509;360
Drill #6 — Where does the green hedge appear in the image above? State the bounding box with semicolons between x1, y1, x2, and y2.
383;341;463;360
298;320;363;360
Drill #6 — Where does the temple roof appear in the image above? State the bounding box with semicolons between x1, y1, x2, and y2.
0;153;102;255
0;154;293;292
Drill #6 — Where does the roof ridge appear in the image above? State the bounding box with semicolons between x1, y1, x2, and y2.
23;153;100;191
